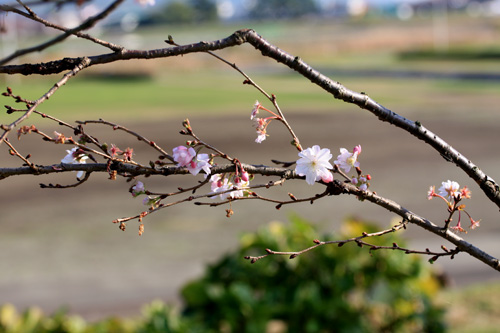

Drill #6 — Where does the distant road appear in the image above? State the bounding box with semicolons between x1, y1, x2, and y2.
317;68;500;81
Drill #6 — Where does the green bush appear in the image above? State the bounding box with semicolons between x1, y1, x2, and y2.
0;216;446;333
181;215;446;333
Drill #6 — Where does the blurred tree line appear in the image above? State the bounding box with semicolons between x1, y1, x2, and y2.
150;0;318;24
151;0;218;25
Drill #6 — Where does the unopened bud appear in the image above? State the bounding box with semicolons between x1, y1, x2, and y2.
241;171;249;182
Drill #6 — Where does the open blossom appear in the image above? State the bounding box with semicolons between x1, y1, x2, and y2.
61;147;88;179
173;146;211;176
123;147;133;161
334;146;361;173
173;146;196;166
131;181;145;197
108;144;122;157
461;186;471;199
255;131;266;143
187;153;211;176
253;117;269;143
295;145;333;185
438;180;460;200
470;218;481;229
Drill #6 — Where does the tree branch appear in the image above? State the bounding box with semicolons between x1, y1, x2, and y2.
2;29;497;214
327;180;500;272
0;0;123;65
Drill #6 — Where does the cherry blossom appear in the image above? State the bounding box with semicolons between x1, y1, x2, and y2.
61;147;88;179
255;131;267;143
131;181;145;197
251;100;260;120
438;180;460;200
123;147;133;161
210;174;250;199
108;144;122;158
427;186;436;200
173;146;196;166
187;153;212;176
173;146;212;176
334;146;361;173
295;145;333;185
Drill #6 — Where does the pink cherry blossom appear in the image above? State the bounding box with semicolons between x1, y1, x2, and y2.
187;153;211;176
334;146;361;173
109;144;122;157
173;146;196;167
210;174;250;199
123;147;133;161
131;181;145;197
251;100;260;120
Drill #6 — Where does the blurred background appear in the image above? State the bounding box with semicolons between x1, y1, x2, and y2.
0;0;499;330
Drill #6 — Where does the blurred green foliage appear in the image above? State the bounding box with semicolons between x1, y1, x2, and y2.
0;216;446;333
181;215;446;332
151;0;218;25
248;0;318;19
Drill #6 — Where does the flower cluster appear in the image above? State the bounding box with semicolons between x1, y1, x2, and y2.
250;100;280;143
428;180;479;232
61;147;89;179
107;144;133;161
210;172;251;200
351;174;371;191
334;145;370;191
173;145;211;176
293;144;370;188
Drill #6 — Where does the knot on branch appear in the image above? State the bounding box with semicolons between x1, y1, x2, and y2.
326;179;345;196
233;29;252;44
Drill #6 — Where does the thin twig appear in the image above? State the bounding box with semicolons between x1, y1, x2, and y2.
0;0;123;65
0;57;90;146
